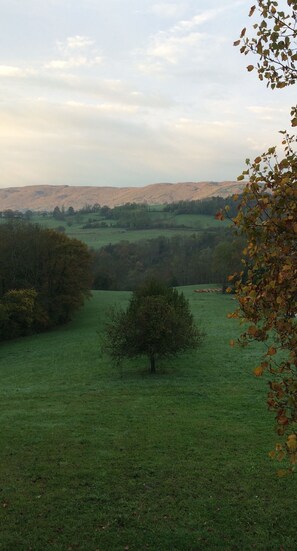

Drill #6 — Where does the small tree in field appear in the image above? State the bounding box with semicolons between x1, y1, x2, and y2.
103;279;204;374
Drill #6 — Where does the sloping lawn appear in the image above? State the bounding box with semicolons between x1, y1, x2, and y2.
0;288;295;550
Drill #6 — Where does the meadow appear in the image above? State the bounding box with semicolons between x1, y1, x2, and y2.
0;288;296;550
29;211;229;248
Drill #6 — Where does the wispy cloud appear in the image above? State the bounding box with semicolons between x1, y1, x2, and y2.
172;6;229;32
59;35;95;51
0;65;36;77
45;35;103;71
138;5;233;74
45;56;102;70
147;32;205;64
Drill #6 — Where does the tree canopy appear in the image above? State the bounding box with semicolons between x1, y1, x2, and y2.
229;1;297;471
103;279;204;374
0;222;92;340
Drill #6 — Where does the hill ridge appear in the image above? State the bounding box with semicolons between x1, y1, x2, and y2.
0;181;244;211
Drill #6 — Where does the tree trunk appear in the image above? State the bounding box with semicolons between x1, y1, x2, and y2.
150;355;156;374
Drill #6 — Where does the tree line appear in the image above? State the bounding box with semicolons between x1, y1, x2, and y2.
92;229;245;291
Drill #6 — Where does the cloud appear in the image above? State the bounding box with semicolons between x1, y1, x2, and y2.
45;35;103;72
45;56;103;70
172;6;228;32
138;5;234;74
146;32;205;64
61;35;95;50
246;104;289;123
0;65;36;77
0;63;173;111
150;3;186;18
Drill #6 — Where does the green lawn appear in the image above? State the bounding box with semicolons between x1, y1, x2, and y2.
0;288;295;550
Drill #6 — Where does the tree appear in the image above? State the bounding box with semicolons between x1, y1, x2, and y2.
228;1;297;470
0;222;92;339
103;279;204;374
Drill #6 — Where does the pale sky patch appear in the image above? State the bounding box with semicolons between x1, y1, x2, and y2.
0;0;295;188
150;3;186;18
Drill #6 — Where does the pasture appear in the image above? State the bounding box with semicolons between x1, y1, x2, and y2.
0;288;296;550
28;211;229;248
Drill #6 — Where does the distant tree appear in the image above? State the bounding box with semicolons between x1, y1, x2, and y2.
103;279;204;374
24;210;33;220
67;206;75;216
100;205;112;219
3;209;16;219
53;206;64;220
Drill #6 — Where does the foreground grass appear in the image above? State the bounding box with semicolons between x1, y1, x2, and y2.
0;288;296;550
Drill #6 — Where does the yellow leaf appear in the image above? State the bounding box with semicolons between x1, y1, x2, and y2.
277;450;286;462
253;365;264;377
287;435;297;452
267;347;277;356
289;453;297;465
277;469;289;478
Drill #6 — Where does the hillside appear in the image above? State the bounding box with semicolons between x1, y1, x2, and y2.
1;289;296;550
0;181;244;211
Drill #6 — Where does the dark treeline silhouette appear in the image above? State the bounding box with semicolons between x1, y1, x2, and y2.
92;229;245;291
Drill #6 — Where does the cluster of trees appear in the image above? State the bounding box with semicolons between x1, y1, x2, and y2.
104;279;204;374
84;203;185;231
164;196;241;217
92;230;245;291
0;209;34;220
0;222;92;340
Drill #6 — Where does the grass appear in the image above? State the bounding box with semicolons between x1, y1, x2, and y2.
0;288;296;550
3;212;228;249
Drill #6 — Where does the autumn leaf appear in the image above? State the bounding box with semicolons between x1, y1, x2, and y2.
253;365;264;377
231;0;297;467
287;434;297;452
277;469;289;478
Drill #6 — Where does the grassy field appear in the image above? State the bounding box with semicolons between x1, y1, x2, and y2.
9;212;229;249
0;288;296;550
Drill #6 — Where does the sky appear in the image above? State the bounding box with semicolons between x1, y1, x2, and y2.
0;0;295;188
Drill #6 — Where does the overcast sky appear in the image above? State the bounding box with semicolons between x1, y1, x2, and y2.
0;0;295;188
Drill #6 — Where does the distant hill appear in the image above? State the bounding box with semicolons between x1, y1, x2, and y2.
0;181;244;211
